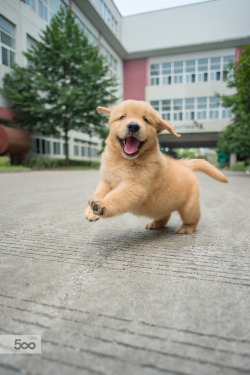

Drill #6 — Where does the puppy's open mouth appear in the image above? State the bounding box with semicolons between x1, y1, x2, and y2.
118;136;145;157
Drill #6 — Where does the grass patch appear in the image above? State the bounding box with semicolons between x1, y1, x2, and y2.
0;156;10;166
0;156;28;171
0;156;100;171
224;161;250;171
0;165;28;171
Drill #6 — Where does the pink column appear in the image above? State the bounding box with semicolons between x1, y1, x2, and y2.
123;58;149;101
235;46;243;62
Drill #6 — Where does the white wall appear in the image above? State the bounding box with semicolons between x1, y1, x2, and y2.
122;0;250;53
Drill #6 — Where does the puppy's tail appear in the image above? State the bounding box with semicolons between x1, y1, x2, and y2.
183;159;228;183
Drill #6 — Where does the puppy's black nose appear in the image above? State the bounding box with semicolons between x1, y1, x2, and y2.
128;122;140;133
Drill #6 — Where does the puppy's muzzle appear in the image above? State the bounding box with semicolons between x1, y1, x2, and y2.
127;122;140;134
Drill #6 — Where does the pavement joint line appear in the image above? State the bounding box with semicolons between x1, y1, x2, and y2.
1;294;250;344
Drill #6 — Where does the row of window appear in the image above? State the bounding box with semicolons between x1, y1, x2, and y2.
150;97;232;121
25;0;66;22
101;44;117;76
0;11;118;77
33;138;99;158
90;0;118;34
150;56;234;85
74;15;99;47
74;15;118;76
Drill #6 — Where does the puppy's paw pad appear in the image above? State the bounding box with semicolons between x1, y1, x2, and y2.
85;206;100;222
175;225;194;234
145;221;160;230
91;200;105;216
88;199;95;208
145;221;164;230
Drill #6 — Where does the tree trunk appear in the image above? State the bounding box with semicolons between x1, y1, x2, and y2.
64;121;69;166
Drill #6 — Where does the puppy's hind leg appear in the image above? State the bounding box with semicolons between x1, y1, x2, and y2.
176;198;201;234
145;214;171;230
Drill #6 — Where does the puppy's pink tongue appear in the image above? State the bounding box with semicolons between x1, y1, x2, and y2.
124;137;139;154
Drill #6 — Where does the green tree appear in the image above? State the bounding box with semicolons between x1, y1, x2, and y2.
3;7;117;164
217;45;250;161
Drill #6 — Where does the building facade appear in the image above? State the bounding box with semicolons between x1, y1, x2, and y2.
0;0;250;158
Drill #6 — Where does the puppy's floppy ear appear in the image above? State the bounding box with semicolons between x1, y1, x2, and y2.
97;106;111;115
157;117;181;137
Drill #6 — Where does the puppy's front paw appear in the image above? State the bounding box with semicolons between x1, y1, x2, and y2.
89;200;105;217
85;206;100;222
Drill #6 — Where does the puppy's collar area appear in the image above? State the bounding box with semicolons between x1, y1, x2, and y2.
118;136;145;157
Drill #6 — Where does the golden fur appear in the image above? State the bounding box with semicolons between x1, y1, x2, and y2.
85;100;228;234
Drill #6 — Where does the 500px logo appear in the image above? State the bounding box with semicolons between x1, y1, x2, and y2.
14;339;36;350
0;335;41;354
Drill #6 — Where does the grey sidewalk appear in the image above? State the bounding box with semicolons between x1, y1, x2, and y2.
0;170;249;375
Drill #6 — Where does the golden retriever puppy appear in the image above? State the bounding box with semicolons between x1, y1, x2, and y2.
85;100;228;234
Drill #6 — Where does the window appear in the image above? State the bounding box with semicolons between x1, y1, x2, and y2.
102;45;118;77
197;59;208;82
162;100;171;120
0;16;15;67
81;146;86;156
150;101;159;111
36;139;40;154
197;97;207;119
173;61;183;85
223;55;234;68
222;109;232;119
27;34;37;54
185;98;195;120
211;57;221;70
46;140;51;154
185;59;195;83
186;60;195;72
150;63;160;85
88;147;92;158
209;97;219;119
174;61;183;74
53;141;61;155
162;62;171;85
26;0;36;11
74;145;79;156
210;57;221;81
33;138;51;154
198;58;208;71
173;99;183;121
38;0;48;21
223;55;234;80
101;44;118;77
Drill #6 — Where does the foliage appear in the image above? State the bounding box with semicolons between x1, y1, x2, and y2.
3;7;117;164
217;45;250;160
173;149;197;159
224;161;250;171
28;157;100;169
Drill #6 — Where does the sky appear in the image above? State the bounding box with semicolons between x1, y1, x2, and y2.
112;0;211;16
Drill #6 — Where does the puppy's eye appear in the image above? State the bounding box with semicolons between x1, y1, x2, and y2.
143;117;149;124
120;115;126;120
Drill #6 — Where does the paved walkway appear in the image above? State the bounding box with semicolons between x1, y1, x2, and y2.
0;170;249;375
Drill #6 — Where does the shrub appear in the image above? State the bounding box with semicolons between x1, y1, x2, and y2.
28;157;100;169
